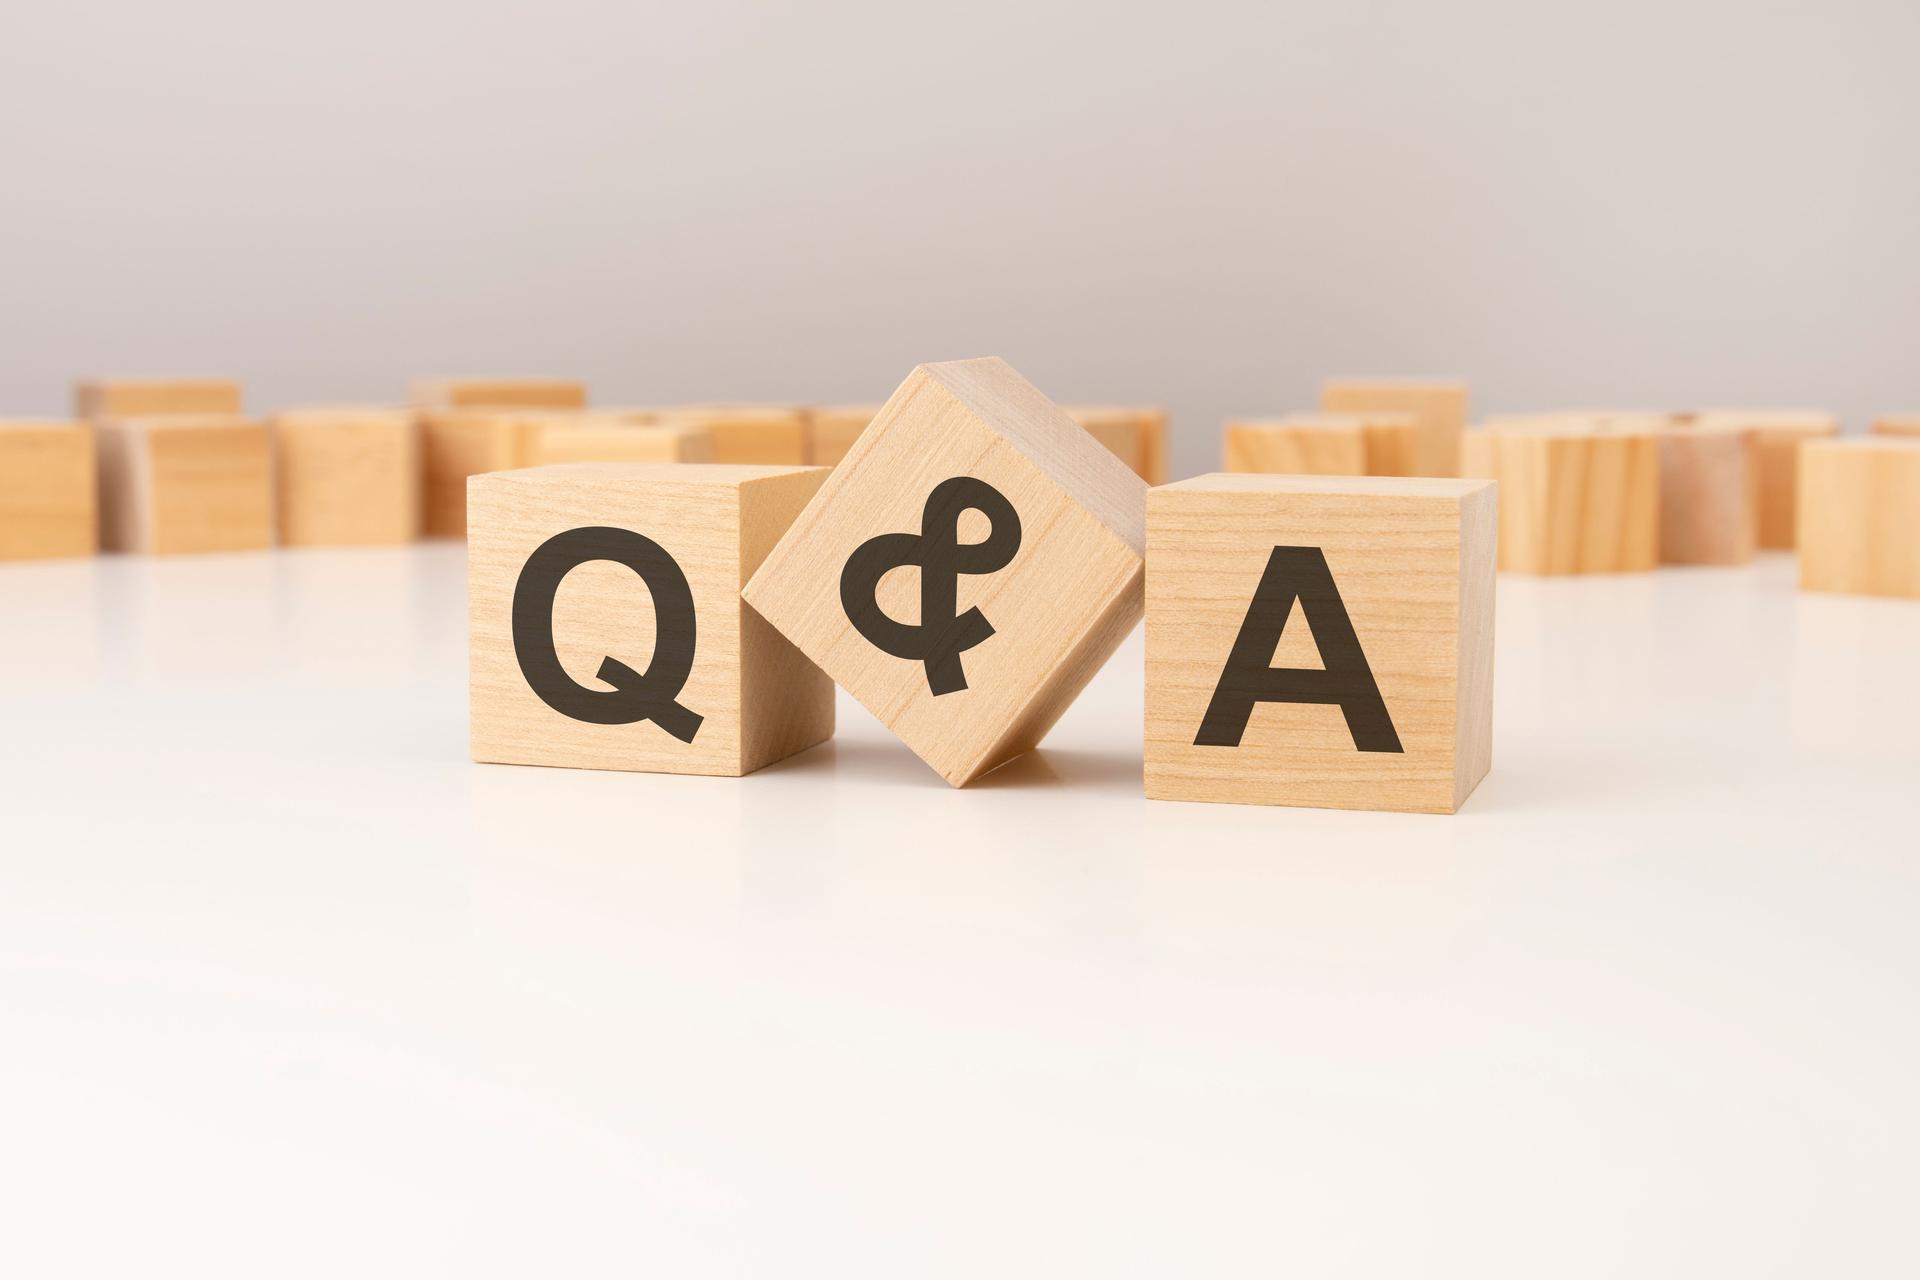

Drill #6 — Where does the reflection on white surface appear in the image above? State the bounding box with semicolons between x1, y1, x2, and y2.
2;547;1918;1277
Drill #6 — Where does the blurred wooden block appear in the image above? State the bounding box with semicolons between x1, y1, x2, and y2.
1223;413;1420;477
1799;439;1920;599
75;378;241;420
1145;474;1495;813
272;407;420;546
1871;415;1920;438
807;404;879;466
469;463;833;775
522;418;711;466
666;405;808;464
420;409;523;537
0;420;96;560
1467;424;1659;574
96;416;271;554
1320;378;1469;477
744;358;1147;787
1062;405;1169;483
1693;410;1839;550
1658;424;1757;565
409;378;585;410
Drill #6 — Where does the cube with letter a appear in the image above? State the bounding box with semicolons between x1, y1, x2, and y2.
1145;473;1496;813
743;358;1147;787
468;463;834;776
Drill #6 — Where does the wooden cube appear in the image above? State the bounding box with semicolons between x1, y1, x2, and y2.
1799;439;1920;599
1145;474;1495;813
272;407;420;546
521;418;711;466
1658;424;1756;565
1871;415;1920;438
0;420;97;560
75;378;241;420
468;463;834;775
743;358;1147;787
665;405;809;464
1320;378;1469;477
807;404;880;467
1223;412;1420;477
420;409;523;537
96;416;272;554
409;378;585;410
1062;405;1170;483
1694;409;1839;549
1466;423;1659;574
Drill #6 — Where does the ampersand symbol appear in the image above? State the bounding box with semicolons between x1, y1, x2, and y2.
839;476;1023;696
512;526;704;742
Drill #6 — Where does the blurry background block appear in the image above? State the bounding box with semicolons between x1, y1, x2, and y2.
1799;439;1920;599
75;378;241;420
1694;409;1839;550
420;409;522;537
1319;379;1468;478
1872;415;1920;438
1223;412;1419;477
521;418;711;466
408;378;586;410
0;419;96;560
806;404;879;467
665;405;808;465
1062;406;1168;484
96;416;271;554
1466;423;1659;574
1657;424;1756;566
273;407;421;546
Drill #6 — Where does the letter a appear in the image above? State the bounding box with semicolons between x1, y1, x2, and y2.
1194;546;1402;753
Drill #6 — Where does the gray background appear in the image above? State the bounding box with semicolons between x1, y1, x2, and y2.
3;0;1915;479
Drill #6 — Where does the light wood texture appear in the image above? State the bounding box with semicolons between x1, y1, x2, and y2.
1062;406;1170;483
1320;378;1469;477
469;463;833;775
1798;439;1920;599
272;408;420;546
95;416;271;554
1694;409;1839;550
1872;415;1920;438
1223;413;1421;477
664;405;809;465
1145;473;1495;813
408;378;585;410
743;358;1148;787
0;420;97;560
1658;424;1757;565
74;378;241;420
1462;424;1659;574
420;409;523;537
514;414;711;467
807;404;880;467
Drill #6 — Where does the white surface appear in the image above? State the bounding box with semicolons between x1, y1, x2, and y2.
3;544;1918;1277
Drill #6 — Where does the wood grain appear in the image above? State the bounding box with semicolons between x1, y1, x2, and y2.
0;420;96;560
1798;438;1920;599
1463;423;1659;574
96;416;272;554
1695;409;1838;549
806;405;880;467
1223;413;1420;477
1320;378;1469;477
273;407;421;546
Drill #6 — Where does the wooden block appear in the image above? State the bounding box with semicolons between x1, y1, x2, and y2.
0;420;97;560
1693;409;1839;549
665;405;809;465
1145;473;1495;813
1657;424;1757;565
521;418;711;467
1320;378;1469;477
1470;424;1659;574
807;404;880;466
1872;415;1920;438
272;407;421;546
409;378;585;410
1798;439;1920;599
1062;405;1168;483
468;463;834;775
743;358;1147;787
1139;408;1170;486
1223;413;1420;477
420;409;523;537
75;378;241;420
96;416;272;554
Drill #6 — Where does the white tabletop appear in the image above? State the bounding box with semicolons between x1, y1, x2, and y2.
4;544;1916;1277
